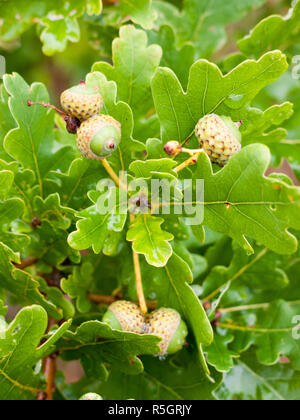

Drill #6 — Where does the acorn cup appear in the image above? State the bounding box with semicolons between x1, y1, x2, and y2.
102;300;147;334
195;114;242;167
76;114;121;160
60;81;103;121
147;308;188;356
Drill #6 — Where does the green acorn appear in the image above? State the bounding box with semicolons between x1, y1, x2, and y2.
61;81;103;121
79;393;103;401
147;308;188;356
195;114;242;166
102;300;146;334
76;114;121;160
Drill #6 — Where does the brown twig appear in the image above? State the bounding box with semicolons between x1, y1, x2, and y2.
88;293;117;305
40;268;63;289
43;353;58;400
37;319;57;401
14;257;38;270
88;293;157;311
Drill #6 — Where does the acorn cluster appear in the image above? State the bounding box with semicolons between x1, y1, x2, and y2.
60;81;121;160
102;300;188;357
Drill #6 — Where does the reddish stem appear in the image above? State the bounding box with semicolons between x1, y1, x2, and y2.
38;318;57;401
27;100;68;117
44;353;57;401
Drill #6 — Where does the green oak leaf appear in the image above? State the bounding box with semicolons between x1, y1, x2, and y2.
162;217;189;242
203;235;233;276
61;262;94;313
219;52;248;74
202;241;289;310
146;138;166;159
154;252;213;341
0;176;28;252
251;70;300;176
193;144;300;255
127;214;174;267
69;187;127;254
0;242;73;320
0;0;103;54
104;0;157;30
238;0;300;58
134;115;161;143
151;51;288;143
218;350;300;401
56;320;161;376
103;230;125;257
0;169;14;199
40;15;80;56
253;300;300;370
153;0;267;58
28;220;80;267
54;158;107;210
32;193;74;230
94;349;222;400
204;334;239;373
128;158;180;200
218;300;300;371
3;73;71;197
54;373;105;400
0;86;15;158
0;305;71;400
201;232;300;310
0;0;46;42
148;24;195;89
242;103;294;147
93;25;162;119
37;276;75;320
173;241;207;280
275;236;300;303
129;158;178;180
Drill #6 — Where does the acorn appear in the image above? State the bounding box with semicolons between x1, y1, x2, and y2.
76;114;121;160
195;114;242;166
102;300;146;334
147;308;188;356
79;393;103;401
61;81;103;121
164;141;182;157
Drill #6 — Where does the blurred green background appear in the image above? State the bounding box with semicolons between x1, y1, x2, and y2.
0;0;292;106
